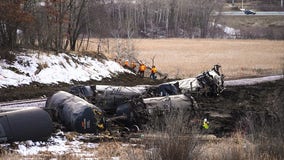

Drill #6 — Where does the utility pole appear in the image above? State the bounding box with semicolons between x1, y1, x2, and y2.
281;0;283;8
232;0;234;6
242;0;243;9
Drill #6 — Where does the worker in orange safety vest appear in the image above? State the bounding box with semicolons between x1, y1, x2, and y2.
150;65;157;80
123;60;129;68
130;62;137;71
138;63;146;78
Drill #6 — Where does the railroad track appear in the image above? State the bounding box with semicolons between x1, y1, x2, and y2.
0;98;47;112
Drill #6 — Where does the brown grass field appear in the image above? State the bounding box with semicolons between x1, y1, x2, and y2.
84;38;284;79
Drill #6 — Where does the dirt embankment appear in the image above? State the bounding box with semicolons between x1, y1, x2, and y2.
194;78;284;137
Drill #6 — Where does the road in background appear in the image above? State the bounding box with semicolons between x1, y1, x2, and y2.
219;11;284;16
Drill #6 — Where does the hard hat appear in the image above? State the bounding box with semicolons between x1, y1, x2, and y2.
204;118;207;122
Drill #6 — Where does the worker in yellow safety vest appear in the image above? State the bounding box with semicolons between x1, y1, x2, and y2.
202;118;209;129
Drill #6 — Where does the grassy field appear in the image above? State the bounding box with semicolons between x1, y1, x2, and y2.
84;38;284;79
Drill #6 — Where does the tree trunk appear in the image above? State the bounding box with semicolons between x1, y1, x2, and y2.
69;0;87;51
6;24;17;49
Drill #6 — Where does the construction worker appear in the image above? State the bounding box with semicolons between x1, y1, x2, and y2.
138;63;146;78
150;65;157;80
124;60;129;68
202;118;209;130
130;62;137;72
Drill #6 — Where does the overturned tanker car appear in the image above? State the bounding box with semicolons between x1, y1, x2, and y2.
143;93;198;129
45;91;105;133
93;85;148;114
0;107;53;143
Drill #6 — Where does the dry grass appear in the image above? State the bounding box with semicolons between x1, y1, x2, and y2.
82;38;284;79
198;132;256;160
94;142;145;160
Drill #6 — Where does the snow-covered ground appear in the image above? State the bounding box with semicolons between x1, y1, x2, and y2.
0;50;130;88
0;130;144;159
15;131;92;156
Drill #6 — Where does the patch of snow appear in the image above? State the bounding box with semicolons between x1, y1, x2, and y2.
216;24;240;39
0;51;130;88
5;131;100;157
223;26;239;35
39;2;46;6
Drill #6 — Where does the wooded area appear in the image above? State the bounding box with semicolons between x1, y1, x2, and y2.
0;0;225;52
0;0;282;52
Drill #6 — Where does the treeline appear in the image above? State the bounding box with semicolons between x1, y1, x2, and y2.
1;0;90;52
0;0;225;52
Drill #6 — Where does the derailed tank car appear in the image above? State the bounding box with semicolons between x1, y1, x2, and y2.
144;94;197;114
143;94;198;129
0;107;53;143
94;85;147;114
45;91;104;133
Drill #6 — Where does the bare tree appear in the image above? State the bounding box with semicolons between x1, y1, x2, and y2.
151;55;156;66
188;0;224;38
66;0;89;51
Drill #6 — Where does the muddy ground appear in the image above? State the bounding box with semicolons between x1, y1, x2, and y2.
195;78;284;137
0;74;283;137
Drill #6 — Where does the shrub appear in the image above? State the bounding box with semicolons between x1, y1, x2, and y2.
144;109;201;160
